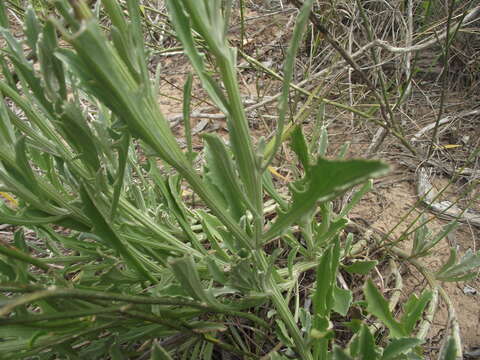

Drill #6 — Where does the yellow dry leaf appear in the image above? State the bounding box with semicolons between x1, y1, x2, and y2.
0;192;18;207
268;166;288;182
435;144;462;150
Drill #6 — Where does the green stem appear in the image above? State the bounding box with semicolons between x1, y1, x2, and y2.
0;305;129;324
0;286;269;329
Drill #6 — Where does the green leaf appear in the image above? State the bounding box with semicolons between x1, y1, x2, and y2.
262;170;288;210
102;0;128;34
275;319;294;347
111;133;130;219
436;248;457;275
24;7;41;55
332;346;354;360
436;249;480;282
317;125;329;157
382;338;423;360
197;210;231;261
439;337;457;360
169;255;222;308
317;210;348;245
287;246;299;279
412;221;458;257
164;0;228;112
364;279;405;338
400;290;432;334
183;73;194;162
206;256;227;284
0;93;15;148
79;185;157;283
263;0;316;167
0;210;66;226
412;216;430;256
358;324;377;360
38;20;67;102
150;342;174;360
58;103;101;171
15;136;41;197
110;26;141;82
343;260;378;275
125;0;149;85
264;158;389;241
155;174;206;255
0;1;8;27
110;340;127;360
203;133;249;220
332;286;352;316
313;246;333;319
0;237;50;271
290;125;310;173
0;258;15;280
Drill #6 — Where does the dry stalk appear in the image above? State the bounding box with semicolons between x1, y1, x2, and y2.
416;167;480;227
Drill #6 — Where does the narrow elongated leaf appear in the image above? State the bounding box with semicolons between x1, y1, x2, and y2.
290;125;310;174
364;280;405;338
359;324;377;360
165;0;228;112
436;249;480;282
313;246;333;320
316;217;348;245
0;1;8;27
343;260;378;275
400;290;432;334
156;175;207;254
264;158;388;241
183;73;194;162
0;94;15;148
25;8;40;55
439;337;457;360
262;170;288;210
110;133;130;219
101;0;128;34
15;137;41;198
169;255;223;309
437;248;457;276
80;185;157;283
382;338;423;360
333;346;354;360
0;239;50;271
125;0;149;84
59;103;100;171
312;235;341;359
206;256;227;284
263;0;316;167
151;342;173;360
110;26;140;82
317;125;329;157
203;133;249;220
197;210;230;261
0;211;65;226
38;20;67;102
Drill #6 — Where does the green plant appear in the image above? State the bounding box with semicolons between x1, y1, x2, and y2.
0;1;474;359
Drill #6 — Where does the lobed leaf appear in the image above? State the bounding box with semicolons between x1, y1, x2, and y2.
364;279;405;338
264;158;389;242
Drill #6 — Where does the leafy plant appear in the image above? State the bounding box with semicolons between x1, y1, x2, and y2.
0;1;473;359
